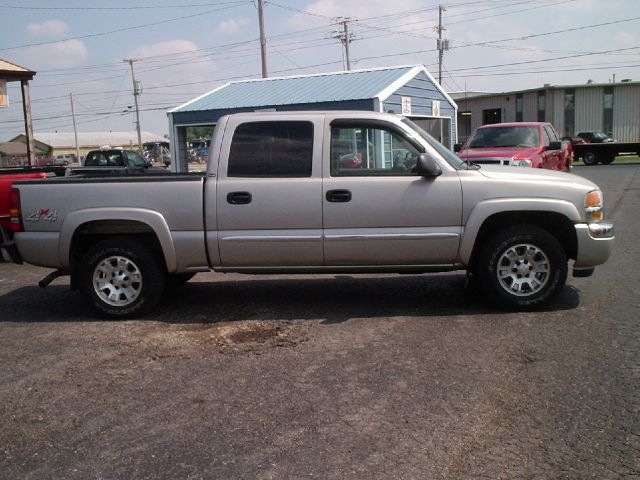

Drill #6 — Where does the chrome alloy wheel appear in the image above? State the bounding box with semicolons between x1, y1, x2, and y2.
496;243;550;297
93;255;143;307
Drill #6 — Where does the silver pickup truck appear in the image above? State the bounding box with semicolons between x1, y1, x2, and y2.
3;111;614;318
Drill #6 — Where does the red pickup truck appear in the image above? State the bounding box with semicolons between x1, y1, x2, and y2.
455;122;572;172
1;171;50;261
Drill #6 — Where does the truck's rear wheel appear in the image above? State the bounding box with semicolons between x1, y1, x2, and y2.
79;237;165;318
601;154;615;165
476;225;567;309
583;151;597;165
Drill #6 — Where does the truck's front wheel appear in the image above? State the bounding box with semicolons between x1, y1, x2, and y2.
476;225;567;309
79;237;165;318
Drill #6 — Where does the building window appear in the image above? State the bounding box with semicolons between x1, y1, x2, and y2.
228;121;313;177
537;91;546;122
515;93;523;122
564;89;575;137
603;87;614;137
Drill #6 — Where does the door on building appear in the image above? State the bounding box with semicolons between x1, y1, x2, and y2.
483;108;501;125
409;117;451;149
458;112;472;143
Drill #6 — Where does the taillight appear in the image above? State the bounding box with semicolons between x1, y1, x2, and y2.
9;188;23;232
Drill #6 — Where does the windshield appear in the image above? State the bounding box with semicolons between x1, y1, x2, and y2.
592;132;609;140
401;118;465;169
467;126;540;148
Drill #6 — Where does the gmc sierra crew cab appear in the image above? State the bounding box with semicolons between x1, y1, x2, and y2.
3;111;614;318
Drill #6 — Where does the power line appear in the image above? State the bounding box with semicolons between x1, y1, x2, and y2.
0;1;248;10
0;3;249;52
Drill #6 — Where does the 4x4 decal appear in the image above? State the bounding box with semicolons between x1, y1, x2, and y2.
26;209;59;223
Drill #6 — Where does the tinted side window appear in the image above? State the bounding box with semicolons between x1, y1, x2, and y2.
126;151;147;167
228;121;313;177
544;125;559;142
541;127;551;147
84;152;103;166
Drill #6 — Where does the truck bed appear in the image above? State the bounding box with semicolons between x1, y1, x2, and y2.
572;142;640;164
13;173;207;271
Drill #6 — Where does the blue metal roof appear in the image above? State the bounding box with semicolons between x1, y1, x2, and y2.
172;66;416;113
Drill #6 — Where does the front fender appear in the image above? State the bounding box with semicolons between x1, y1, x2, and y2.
59;208;177;271
459;198;581;264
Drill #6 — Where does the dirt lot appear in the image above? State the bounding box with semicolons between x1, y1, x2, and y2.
1;164;638;479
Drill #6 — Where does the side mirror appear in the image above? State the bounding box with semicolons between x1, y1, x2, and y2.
453;143;463;153
415;153;442;177
547;141;562;151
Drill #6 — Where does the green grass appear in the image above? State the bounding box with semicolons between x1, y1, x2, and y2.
613;155;640;164
574;155;639;165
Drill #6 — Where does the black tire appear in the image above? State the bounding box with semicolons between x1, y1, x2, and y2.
166;272;196;287
475;225;567;309
583;151;598;166
78;237;166;318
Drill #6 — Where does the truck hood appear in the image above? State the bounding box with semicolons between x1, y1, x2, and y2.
459;146;541;160
476;164;596;189
458;165;602;224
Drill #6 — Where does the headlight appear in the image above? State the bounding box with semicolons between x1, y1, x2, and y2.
584;189;604;222
512;159;531;167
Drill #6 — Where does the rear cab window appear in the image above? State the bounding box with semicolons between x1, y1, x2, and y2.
227;121;314;177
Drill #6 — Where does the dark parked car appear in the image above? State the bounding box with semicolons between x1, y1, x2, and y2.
68;148;169;176
562;136;586;146
577;132;615;143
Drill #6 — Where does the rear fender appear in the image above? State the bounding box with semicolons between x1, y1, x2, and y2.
59;208;177;271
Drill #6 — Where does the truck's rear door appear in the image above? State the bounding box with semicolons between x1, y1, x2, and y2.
214;115;324;268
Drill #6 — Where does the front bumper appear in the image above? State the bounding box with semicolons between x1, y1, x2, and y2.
573;222;615;271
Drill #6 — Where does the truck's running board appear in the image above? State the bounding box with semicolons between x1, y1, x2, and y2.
39;269;69;288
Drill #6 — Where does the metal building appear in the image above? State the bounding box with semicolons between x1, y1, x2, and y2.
452;80;640;143
168;64;457;171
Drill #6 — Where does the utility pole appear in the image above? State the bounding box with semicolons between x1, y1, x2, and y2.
69;93;80;163
123;58;143;152
435;5;449;85
257;0;268;78
332;17;354;71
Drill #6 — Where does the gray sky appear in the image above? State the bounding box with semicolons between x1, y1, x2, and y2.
0;0;638;140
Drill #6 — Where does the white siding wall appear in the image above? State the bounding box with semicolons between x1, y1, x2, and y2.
575;87;602;134
614;84;640;142
468;96;510;131
523;92;537;120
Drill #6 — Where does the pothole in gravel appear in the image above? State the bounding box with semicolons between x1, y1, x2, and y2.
175;320;308;354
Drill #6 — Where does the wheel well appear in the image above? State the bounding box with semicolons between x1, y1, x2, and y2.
69;220;165;288
469;211;577;273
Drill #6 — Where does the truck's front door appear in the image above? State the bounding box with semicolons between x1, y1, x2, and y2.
215;117;324;268
322;120;463;267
